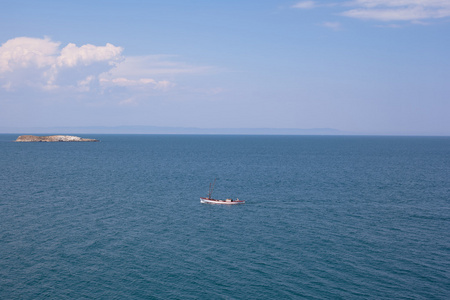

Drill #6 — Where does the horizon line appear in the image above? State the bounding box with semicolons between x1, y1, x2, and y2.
0;125;449;136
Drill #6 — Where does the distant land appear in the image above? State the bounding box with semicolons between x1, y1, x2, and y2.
15;135;99;142
0;126;346;135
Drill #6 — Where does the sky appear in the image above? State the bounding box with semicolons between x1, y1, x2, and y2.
1;0;449;135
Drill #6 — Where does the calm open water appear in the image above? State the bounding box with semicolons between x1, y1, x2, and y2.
0;134;449;299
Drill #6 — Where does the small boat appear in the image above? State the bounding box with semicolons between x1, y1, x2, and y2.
200;179;245;205
200;197;245;205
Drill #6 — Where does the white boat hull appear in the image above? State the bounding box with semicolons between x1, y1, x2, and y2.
200;197;245;205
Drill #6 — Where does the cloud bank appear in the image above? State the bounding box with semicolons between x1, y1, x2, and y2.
293;0;450;22
0;37;184;94
0;37;124;90
342;0;450;21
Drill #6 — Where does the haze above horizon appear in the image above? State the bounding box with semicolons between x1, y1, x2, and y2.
1;1;449;136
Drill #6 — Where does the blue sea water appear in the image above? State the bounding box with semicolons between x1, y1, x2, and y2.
0;134;449;299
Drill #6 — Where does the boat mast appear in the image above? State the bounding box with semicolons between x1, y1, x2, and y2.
209;178;216;199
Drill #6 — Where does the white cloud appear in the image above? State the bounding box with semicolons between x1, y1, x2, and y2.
57;43;123;68
0;37;59;73
342;0;450;21
112;77;155;86
350;0;449;8
119;97;138;106
104;55;213;79
322;21;342;30
77;75;96;92
154;80;173;90
292;0;450;23
100;77;173;91
292;1;316;9
0;37;123;91
0;36;213;100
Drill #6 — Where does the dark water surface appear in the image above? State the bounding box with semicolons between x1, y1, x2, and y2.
1;134;449;299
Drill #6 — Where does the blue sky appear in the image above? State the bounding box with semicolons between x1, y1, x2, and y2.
1;0;449;135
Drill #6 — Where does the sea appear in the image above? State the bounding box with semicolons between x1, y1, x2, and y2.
0;134;449;299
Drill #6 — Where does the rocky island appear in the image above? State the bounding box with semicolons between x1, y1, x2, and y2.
15;135;99;142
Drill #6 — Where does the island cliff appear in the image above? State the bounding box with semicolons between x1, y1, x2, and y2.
15;135;99;142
